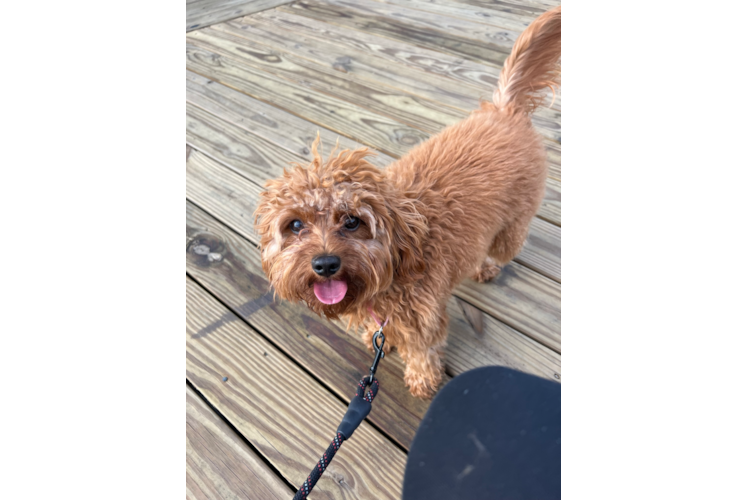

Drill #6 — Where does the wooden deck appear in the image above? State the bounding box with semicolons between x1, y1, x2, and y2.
186;0;561;497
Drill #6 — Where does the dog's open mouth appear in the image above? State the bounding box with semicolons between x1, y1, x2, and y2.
313;279;347;305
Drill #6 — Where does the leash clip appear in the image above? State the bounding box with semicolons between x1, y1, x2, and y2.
368;327;386;384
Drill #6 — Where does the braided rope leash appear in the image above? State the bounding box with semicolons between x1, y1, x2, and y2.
292;376;380;499
292;321;387;500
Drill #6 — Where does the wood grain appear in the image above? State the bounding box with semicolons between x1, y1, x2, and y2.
188;21;561;220
188;27;466;135
385;0;544;28
267;6;508;94
187;42;429;158
260;7;561;113
536;200;561;227
541;178;561;226
244;8;561;196
187;385;292;500
546;139;561;182
187;70;395;169
216;15;478;112
446;297;561;380
378;0;535;32
515;217;560;282
448;0;560;16
186;276;407;499
283;0;515;67
187;0;292;32
196;11;561;209
186;200;429;449
187;149;560;351
455;261;561;352
186;149;263;242
187;101;300;184
214;13;561;143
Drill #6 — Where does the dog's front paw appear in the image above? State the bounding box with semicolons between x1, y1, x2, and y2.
404;368;440;400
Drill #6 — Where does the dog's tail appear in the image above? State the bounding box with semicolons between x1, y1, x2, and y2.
493;6;561;114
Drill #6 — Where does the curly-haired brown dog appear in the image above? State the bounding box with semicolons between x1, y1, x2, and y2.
255;7;561;398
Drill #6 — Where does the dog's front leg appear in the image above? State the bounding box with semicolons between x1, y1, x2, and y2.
396;306;449;399
401;344;444;399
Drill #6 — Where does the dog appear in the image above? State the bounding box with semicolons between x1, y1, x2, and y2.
254;7;561;398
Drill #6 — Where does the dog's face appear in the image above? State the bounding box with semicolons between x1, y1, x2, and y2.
254;141;424;319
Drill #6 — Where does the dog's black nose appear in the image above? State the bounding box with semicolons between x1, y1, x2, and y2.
312;255;341;277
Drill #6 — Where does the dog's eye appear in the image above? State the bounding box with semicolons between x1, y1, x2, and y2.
289;219;304;233
343;217;360;231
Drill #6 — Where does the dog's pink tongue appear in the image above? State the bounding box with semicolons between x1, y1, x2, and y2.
313;280;348;305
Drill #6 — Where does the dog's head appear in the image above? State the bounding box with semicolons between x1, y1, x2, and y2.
254;138;426;319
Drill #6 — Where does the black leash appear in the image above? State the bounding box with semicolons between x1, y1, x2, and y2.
292;327;386;500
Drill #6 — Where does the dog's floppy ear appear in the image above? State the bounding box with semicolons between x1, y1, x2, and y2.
387;197;427;280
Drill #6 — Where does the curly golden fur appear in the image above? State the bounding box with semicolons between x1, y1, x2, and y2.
255;7;561;398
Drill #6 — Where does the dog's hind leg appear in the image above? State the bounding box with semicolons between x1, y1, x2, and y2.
472;217;533;282
488;218;531;265
472;256;501;283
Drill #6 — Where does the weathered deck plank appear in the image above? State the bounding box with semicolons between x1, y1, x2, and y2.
261;7;561;112
216;16;478;112
186;148;263;239
378;0;535;32
252;7;560;167
517;218;561;282
542;177;561;226
188;27;467;135
446;297;561;380
455;263;561;352
269;6;509;93
449;0;560;15
187;0;292;32
187;385;292;500
187;200;429;449
187;276;407;499
213;14;561;142
187;42;428;158
187;70;395;168
384;0;543;27
282;0;515;67
187;102;300;184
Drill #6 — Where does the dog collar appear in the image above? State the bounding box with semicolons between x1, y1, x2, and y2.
367;304;389;329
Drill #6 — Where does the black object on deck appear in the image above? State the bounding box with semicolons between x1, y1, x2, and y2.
403;366;561;500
